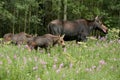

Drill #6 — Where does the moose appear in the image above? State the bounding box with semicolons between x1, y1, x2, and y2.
11;32;33;45
47;16;108;43
26;34;65;52
3;33;14;43
3;32;33;45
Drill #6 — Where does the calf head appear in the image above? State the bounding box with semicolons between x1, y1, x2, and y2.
56;35;65;47
27;40;36;51
3;33;13;42
94;16;108;34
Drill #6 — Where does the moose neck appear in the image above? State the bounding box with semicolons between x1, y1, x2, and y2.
87;21;96;34
52;36;60;45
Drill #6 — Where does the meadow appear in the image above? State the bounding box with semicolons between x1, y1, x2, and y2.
0;29;120;80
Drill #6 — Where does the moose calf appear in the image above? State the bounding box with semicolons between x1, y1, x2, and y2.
27;34;65;52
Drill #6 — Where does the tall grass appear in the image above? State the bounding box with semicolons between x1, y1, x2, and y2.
0;28;120;80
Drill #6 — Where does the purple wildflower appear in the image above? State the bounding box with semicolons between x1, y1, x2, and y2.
118;40;120;44
99;60;106;65
0;61;3;65
40;60;47;65
14;54;17;59
69;63;73;68
25;45;29;48
59;63;64;69
99;37;106;41
53;64;57;69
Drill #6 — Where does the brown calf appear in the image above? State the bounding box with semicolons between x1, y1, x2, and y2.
27;34;65;52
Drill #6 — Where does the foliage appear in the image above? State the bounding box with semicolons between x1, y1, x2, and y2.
0;0;120;36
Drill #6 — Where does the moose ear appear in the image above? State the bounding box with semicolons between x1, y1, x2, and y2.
58;35;60;37
95;16;99;20
61;34;65;38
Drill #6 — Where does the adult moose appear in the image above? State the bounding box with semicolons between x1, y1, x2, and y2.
47;16;108;42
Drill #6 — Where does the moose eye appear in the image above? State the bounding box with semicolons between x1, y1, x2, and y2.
61;41;63;43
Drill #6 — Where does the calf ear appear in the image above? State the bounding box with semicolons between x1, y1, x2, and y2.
95;16;99;20
61;34;65;38
58;35;60;37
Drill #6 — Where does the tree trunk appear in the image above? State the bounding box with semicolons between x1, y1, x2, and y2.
12;7;15;34
24;10;27;32
28;6;31;33
57;0;61;19
63;0;67;21
118;11;120;39
35;6;39;34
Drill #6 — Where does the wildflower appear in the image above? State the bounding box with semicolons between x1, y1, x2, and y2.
43;65;46;69
99;37;106;41
40;60;47;65
96;65;102;71
59;63;64;69
37;77;41;80
53;64;57;69
48;53;50;57
46;71;49;74
113;58;117;61
92;65;96;69
99;60;106;65
85;68;92;72
14;54;17;59
25;45;29;48
69;63;73;68
34;56;38;62
33;66;38;70
118;40;120;44
110;66;114;70
0;61;3;65
7;70;10;74
28;57;32;62
76;70;79;74
62;73;66;78
0;54;4;57
63;47;67;52
109;40;113;44
7;56;12;64
56;69;60;73
23;57;27;64
54;58;58;62
18;44;21;48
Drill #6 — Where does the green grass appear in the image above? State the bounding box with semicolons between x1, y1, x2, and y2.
0;29;120;80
